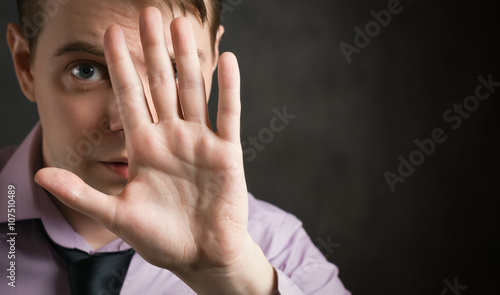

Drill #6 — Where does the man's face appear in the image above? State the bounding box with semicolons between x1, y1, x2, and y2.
29;0;219;195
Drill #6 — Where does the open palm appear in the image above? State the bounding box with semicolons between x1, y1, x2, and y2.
35;8;253;279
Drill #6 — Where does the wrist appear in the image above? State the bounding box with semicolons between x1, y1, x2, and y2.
174;235;277;295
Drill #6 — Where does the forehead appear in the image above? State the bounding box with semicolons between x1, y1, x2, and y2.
34;0;209;58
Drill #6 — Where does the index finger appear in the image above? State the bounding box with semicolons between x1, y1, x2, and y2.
104;24;152;131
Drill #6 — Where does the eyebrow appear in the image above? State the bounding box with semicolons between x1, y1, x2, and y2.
54;41;205;61
54;42;105;58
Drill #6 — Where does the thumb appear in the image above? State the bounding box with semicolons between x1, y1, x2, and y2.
34;167;117;228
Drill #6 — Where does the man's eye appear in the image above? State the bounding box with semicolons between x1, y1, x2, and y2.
172;63;178;78
70;63;104;81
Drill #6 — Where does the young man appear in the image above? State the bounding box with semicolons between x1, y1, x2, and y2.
0;0;350;294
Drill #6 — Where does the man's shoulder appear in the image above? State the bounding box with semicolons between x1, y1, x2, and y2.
247;193;304;242
0;146;18;171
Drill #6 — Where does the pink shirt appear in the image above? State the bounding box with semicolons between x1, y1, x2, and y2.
0;123;350;294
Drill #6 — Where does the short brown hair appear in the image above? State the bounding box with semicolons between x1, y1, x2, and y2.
16;0;222;54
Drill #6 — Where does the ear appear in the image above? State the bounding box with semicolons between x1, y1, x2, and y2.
6;23;36;103
211;25;225;71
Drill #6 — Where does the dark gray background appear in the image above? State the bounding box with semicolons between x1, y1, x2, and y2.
1;0;499;294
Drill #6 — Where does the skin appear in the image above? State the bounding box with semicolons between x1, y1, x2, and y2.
7;1;276;294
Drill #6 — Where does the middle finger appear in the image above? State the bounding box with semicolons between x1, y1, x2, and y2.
140;7;179;122
170;17;209;125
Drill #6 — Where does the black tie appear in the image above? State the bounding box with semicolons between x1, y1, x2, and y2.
36;219;135;295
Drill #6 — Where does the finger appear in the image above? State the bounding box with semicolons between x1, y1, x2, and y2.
34;168;117;229
104;24;151;131
140;7;178;121
170;17;209;124
216;52;241;143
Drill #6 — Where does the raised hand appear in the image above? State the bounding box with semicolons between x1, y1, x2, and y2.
34;7;275;294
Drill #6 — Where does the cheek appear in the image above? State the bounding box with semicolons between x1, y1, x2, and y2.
37;87;104;132
35;78;108;160
34;60;109;128
191;27;216;98
201;63;215;99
